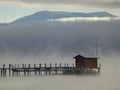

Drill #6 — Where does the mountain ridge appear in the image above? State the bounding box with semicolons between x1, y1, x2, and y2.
1;11;116;25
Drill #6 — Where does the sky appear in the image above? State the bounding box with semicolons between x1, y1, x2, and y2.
0;0;120;23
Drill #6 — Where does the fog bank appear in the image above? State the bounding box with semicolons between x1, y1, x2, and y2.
0;20;120;54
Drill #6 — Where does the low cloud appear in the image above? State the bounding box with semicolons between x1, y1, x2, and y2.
48;17;120;22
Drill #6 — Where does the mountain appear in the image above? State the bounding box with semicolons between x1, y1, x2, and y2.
10;11;115;24
87;12;115;17
0;23;8;26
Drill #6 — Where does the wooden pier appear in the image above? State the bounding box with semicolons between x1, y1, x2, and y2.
0;55;101;77
0;63;100;77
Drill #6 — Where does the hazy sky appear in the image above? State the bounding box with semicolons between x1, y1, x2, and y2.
0;0;120;23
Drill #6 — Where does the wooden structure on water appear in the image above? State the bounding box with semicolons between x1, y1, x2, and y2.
0;55;101;77
74;55;98;68
73;55;100;74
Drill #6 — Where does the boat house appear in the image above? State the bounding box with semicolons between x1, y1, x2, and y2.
73;55;100;74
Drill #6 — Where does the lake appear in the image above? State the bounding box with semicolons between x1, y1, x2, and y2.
0;70;119;90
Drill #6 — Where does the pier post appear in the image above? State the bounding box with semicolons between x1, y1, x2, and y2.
12;65;15;76
49;63;52;75
45;63;47;75
38;64;41;75
34;64;37;75
27;64;30;76
9;64;11;76
22;64;26;76
24;64;27;76
2;64;6;77
55;63;57;74
1;68;2;76
21;64;24;76
18;64;20;76
15;64;18;76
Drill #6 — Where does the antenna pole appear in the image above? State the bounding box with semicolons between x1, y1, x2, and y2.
95;37;103;58
96;37;98;57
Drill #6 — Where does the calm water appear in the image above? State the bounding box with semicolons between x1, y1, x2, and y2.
0;73;119;90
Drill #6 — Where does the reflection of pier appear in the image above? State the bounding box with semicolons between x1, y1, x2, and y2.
0;55;101;77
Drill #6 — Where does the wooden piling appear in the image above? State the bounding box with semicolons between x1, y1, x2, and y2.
24;64;27;76
3;64;6;76
27;64;30;76
55;63;57;74
38;64;41;75
9;64;11;76
12;65;15;76
49;63;52;75
44;63;47;75
34;64;37;75
1;69;2;76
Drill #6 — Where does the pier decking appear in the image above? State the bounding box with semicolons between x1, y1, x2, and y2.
0;63;100;77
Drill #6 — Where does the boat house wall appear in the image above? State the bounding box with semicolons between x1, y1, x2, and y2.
73;55;98;68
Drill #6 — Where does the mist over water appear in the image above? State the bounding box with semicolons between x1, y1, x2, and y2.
0;53;120;90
